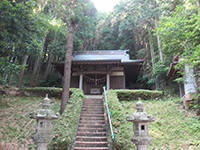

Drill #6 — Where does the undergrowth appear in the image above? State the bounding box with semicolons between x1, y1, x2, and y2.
0;88;84;150
105;90;200;150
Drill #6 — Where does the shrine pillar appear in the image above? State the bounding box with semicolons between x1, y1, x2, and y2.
79;74;83;90
106;74;110;90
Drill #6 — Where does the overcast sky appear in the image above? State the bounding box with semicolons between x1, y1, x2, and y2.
91;0;120;12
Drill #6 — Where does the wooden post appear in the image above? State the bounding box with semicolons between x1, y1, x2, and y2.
79;74;83;90
107;74;110;90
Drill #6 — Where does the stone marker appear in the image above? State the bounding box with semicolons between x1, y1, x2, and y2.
30;94;60;150
126;101;154;150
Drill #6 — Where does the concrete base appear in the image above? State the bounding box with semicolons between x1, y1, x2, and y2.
36;143;48;150
137;145;147;150
85;95;103;99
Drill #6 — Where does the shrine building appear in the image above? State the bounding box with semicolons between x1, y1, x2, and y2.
52;50;144;94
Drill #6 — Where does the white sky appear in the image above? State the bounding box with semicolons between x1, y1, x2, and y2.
91;0;120;12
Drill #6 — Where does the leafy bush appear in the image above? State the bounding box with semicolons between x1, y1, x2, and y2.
40;73;62;88
104;90;134;150
116;89;163;101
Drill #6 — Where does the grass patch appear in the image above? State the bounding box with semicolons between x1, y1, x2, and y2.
0;88;84;150
105;90;200;150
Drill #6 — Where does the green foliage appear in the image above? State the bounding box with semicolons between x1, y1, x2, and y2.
116;89;163;101
0;0;46;56
48;89;84;149
0;0;49;86
191;91;200;117
0;88;84;150
41;73;62;88
156;5;200;68
0;96;43;149
104;90;132;149
105;90;200;149
0;57;21;85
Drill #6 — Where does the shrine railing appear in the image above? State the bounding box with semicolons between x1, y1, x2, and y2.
103;86;115;140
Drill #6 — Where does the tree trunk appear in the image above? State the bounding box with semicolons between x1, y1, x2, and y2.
29;32;47;87
148;27;159;89
155;18;163;62
60;21;75;115
44;54;55;80
17;54;29;88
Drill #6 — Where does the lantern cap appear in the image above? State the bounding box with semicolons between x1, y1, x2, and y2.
126;101;154;122
136;101;144;112
42;94;50;109
29;95;60;120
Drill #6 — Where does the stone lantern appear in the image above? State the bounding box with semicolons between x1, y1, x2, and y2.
126;101;154;150
30;94;60;150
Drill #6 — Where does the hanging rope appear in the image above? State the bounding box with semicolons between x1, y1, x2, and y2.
83;75;106;84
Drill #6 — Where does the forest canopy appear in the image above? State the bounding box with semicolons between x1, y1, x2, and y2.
0;0;199;93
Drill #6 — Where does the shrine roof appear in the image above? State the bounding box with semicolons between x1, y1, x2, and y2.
51;50;144;77
72;50;144;64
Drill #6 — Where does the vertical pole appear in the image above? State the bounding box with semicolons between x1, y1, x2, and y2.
79;74;83;90
106;74;110;90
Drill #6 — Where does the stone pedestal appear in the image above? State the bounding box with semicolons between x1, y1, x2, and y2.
36;143;49;150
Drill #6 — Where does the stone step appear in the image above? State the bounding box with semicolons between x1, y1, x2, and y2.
82;105;103;108
83;100;103;103
81;114;104;116
73;98;108;150
78;124;106;128
77;132;107;136
82;104;103;106
82;107;103;110
78;127;106;132
80;115;104;118
74;141;108;147
83;99;102;101
80;116;105;120
81;111;104;115
79;120;105;123
74;147;109;150
81;108;103;111
76;136;107;142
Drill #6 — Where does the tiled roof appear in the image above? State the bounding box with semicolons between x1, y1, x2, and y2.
72;50;143;63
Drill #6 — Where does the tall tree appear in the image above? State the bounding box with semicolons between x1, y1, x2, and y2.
55;0;97;114
0;0;46;86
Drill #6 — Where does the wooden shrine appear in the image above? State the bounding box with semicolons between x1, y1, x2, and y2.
52;50;144;94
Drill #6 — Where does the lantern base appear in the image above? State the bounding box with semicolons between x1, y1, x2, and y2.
36;143;48;150
137;145;147;150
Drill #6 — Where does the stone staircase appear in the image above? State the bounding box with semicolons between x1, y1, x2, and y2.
73;98;109;150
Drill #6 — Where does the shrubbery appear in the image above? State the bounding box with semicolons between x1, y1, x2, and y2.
104;90;133;149
116;89;163;101
18;87;82;98
48;88;85;149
